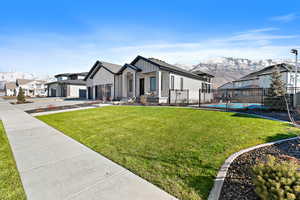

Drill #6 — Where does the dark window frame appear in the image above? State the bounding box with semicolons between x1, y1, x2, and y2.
129;79;133;92
180;77;183;90
171;76;174;90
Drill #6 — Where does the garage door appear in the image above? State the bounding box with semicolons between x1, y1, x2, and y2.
79;89;87;98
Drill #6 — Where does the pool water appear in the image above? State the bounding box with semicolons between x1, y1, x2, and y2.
204;103;266;110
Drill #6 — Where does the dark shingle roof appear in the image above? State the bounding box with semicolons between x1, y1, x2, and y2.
84;60;122;80
5;82;17;89
45;79;86;85
100;61;123;73
131;56;213;80
16;79;35;85
55;72;88;78
237;63;291;82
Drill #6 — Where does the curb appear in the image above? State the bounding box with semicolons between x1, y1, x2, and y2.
30;104;112;116
207;136;299;200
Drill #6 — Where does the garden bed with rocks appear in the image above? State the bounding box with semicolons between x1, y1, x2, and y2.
242;109;300;123
220;138;300;200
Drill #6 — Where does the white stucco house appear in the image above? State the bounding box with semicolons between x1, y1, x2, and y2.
85;55;214;103
15;79;47;97
4;82;17;96
225;63;297;92
46;72;87;98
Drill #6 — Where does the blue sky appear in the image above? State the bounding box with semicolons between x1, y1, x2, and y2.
1;0;300;75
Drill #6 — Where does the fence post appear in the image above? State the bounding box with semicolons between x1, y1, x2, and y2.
199;89;201;107
187;89;189;105
168;89;171;104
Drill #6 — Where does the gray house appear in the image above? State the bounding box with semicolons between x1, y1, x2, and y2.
46;72;88;98
85;55;213;103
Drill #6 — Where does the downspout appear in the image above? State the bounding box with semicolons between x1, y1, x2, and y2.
135;71;137;98
113;75;115;101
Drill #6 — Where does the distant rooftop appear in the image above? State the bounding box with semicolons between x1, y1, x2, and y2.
45;79;86;85
54;72;88;78
5;82;17;89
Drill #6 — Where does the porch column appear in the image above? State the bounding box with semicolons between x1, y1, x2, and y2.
122;73;127;98
133;72;136;97
93;86;96;100
156;70;162;98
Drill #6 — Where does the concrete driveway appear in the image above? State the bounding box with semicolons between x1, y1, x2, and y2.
10;98;92;111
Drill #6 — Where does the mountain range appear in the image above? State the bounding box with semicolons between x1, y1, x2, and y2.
177;57;294;88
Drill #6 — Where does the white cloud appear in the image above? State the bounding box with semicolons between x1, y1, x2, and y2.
110;28;300;64
0;27;299;74
270;13;298;23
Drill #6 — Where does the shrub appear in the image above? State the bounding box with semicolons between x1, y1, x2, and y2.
17;87;26;103
264;96;289;111
252;155;300;200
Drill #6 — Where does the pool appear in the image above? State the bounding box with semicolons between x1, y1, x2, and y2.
203;103;267;110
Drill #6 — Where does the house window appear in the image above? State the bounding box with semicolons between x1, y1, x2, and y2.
202;83;205;93
150;77;156;91
180;78;183;90
129;79;133;92
171;76;174;90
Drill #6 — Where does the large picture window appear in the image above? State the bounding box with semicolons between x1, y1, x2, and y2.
129;79;133;92
150;77;156;91
180;78;183;90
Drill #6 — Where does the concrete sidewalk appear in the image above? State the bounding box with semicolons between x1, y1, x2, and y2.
0;100;177;200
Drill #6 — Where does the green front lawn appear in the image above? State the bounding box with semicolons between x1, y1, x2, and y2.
37;106;299;200
0;121;26;200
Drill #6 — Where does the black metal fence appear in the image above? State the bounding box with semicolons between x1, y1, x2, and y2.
212;87;299;105
168;87;300;111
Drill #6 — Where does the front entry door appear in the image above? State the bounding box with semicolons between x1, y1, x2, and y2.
139;78;145;95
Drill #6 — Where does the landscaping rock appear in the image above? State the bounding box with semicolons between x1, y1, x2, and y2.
220;139;300;200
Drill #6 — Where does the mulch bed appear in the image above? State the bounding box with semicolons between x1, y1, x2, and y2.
26;101;102;114
242;110;300;123
220;138;300;200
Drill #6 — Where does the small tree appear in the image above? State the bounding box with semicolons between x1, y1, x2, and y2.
17;87;26;103
264;66;288;110
269;66;286;97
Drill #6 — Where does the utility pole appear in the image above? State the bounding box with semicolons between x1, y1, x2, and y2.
291;49;298;108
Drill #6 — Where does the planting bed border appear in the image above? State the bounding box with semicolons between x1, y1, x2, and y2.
207;136;299;200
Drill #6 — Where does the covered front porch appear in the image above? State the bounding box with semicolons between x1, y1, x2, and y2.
120;69;169;103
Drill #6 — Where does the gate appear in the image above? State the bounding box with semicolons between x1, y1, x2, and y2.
169;89;189;104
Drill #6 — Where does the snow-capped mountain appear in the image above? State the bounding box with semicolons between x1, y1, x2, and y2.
178;57;294;88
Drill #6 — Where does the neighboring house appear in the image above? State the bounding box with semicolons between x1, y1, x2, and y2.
46;72;87;98
218;82;234;89
228;63;297;91
85;55;214;103
16;79;47;97
4;82;17;96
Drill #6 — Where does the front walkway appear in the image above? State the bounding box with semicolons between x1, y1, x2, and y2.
0;99;177;200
